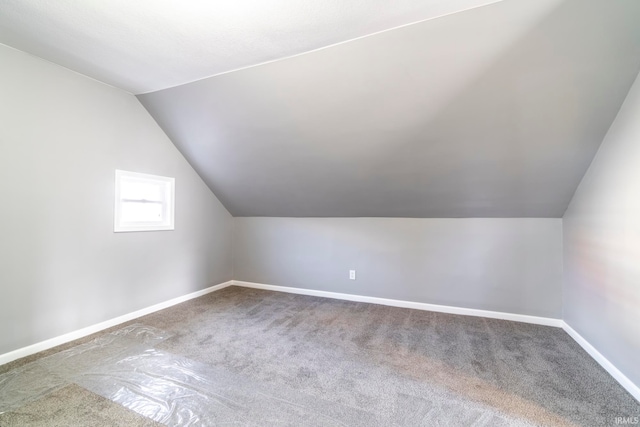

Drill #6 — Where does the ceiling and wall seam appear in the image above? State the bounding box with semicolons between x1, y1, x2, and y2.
0;42;133;96
3;0;640;218
138;0;640;218
559;68;640;219
0;0;509;94
138;0;505;94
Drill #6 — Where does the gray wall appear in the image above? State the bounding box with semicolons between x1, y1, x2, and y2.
563;71;640;387
0;44;233;355
139;0;640;218
234;218;563;318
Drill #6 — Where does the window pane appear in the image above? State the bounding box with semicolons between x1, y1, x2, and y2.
121;201;163;223
120;180;164;201
115;170;174;232
120;181;165;201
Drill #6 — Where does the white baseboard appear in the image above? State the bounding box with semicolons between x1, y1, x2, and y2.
0;280;234;366
232;280;564;327
562;322;640;402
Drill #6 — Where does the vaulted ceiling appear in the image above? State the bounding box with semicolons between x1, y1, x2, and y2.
0;0;501;94
2;0;640;217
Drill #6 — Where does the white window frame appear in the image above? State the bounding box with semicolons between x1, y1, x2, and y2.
114;170;175;232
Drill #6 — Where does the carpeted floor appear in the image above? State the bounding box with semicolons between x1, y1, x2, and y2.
1;286;638;426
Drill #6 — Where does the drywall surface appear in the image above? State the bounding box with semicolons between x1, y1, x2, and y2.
234;218;563;318
563;71;640;387
0;0;502;93
0;44;233;355
140;0;640;218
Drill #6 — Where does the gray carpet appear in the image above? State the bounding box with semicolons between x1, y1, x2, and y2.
1;286;638;426
0;384;163;427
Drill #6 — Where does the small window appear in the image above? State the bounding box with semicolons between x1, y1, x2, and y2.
114;170;175;232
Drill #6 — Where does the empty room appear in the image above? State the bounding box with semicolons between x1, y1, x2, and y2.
1;0;639;425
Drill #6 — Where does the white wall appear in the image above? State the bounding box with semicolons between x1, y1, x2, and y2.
563;71;640;387
0;44;233;355
235;217;563;318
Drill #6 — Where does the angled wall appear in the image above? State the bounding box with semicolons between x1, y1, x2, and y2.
563;71;640;388
139;0;640;218
0;44;233;355
234;217;563;318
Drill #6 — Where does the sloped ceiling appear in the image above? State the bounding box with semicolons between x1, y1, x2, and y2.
2;0;640;218
139;0;640;217
0;0;501;94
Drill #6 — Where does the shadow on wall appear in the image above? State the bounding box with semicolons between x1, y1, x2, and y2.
365;0;640;217
562;62;640;390
139;0;640;218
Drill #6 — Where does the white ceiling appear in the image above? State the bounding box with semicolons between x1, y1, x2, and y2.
0;0;501;94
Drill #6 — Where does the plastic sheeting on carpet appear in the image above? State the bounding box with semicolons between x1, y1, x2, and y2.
0;324;170;414
0;324;378;426
0;323;541;426
73;348;378;426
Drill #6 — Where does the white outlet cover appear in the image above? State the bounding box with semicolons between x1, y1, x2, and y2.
349;270;356;280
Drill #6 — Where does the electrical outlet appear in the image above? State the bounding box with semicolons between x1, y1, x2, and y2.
349;270;356;280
